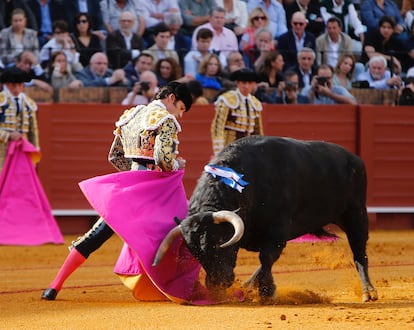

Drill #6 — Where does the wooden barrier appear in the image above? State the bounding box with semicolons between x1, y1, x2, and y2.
23;86;54;103
350;88;398;105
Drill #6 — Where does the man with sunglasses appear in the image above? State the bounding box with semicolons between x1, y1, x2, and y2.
277;11;316;70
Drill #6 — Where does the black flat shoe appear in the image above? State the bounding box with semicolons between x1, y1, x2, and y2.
41;288;58;300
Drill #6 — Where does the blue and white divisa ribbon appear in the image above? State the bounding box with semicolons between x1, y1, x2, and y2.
204;164;249;193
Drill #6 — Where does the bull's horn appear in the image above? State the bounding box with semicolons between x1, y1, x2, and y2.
152;226;182;266
212;211;245;248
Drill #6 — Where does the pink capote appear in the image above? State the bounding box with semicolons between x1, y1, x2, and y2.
79;170;214;305
0;139;63;245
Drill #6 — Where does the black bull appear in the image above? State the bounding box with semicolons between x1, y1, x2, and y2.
154;136;378;302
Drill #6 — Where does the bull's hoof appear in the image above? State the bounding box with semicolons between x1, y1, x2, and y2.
362;288;378;302
260;294;277;305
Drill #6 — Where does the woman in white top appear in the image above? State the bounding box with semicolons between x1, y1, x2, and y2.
215;0;248;36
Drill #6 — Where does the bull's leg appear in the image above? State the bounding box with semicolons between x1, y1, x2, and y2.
342;208;378;302
243;265;261;289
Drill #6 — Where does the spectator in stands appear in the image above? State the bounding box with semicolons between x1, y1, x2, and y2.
147;23;180;67
121;70;158;105
247;0;288;39
63;0;105;37
154;57;186;87
70;12;103;68
316;16;353;68
240;7;270;52
123;52;154;86
401;0;414;31
0;0;37;31
332;53;356;90
184;28;214;77
360;16;408;73
39;20;83;73
320;0;366;53
46;51;83;89
243;28;274;71
0;9;39;68
100;0;145;37
256;50;285;88
191;7;239;66
186;80;210;104
404;20;414;70
301;63;357;104
277;11;316;70
179;0;216;36
141;0;180;35
215;0;248;37
105;11;144;69
196;53;224;91
75;52;128;87
220;50;246;89
360;0;405;35
290;47;317;90
164;12;192;68
285;0;325;38
356;55;402;89
397;75;414;105
14;50;53;93
26;0;67;47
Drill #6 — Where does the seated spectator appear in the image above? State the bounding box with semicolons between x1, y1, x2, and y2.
187;80;210;104
220;50;246;89
401;0;414;30
70;12;103;68
247;0;288;39
243;28;274;71
320;0;367;53
154;57;192;87
195;53;224;91
191;7;239;67
277;11;316;70
360;16;408;73
215;0;248;37
0;0;37;31
289;47;317;90
75;52;128;87
63;0;105;36
39;20;83;73
285;0;325;38
301;63;357;104
360;0;405;36
332;53;357;90
121;70;158;105
14;50;53;92
356;55;402;89
164;12;192;67
46;51;83;89
179;0;216;36
100;0;145;37
316;17;353;68
105;11;144;69
240;7;270;52
123;52;154;86
256;50;285;88
0;8;39;67
398;75;414;105
141;0;180;35
404;20;414;69
184;28;214;77
147;23;180;67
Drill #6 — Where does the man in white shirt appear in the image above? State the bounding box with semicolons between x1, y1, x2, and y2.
357;55;402;90
184;28;213;76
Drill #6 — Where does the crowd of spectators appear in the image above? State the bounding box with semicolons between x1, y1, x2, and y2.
0;0;414;105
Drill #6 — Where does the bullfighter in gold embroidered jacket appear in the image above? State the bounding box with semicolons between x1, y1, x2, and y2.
211;68;263;155
0;67;39;171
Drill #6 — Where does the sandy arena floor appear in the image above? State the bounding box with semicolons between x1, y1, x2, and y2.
1;230;414;330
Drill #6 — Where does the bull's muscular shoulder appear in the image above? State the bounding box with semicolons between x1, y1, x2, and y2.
215;90;239;109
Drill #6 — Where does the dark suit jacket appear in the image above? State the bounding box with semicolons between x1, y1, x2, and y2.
75;66;118;87
63;0;104;32
289;64;317;90
0;0;37;30
105;30;144;69
277;30;316;70
285;0;325;37
26;0;66;33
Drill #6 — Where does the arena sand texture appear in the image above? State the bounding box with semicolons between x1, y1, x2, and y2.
1;230;414;330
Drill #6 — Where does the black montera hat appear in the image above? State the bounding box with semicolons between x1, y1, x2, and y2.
0;67;31;83
230;68;258;82
168;81;193;112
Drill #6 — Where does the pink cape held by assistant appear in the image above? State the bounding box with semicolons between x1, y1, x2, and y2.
78;170;215;305
0;139;63;245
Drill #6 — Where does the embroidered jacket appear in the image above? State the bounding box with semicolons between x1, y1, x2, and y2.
211;89;263;155
108;100;181;172
0;90;39;169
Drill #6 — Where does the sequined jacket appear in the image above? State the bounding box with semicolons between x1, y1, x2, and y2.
0;90;39;170
211;89;263;155
108;100;182;172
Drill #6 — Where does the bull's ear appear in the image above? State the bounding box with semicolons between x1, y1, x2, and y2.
174;217;182;225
